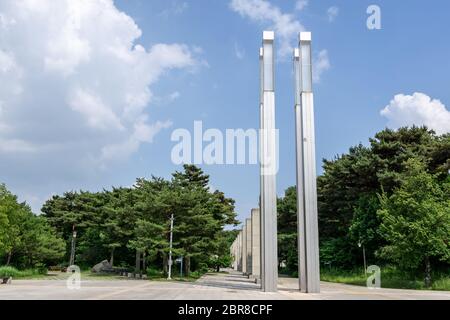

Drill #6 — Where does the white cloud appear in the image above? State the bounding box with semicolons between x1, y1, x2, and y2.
313;50;330;83
229;0;331;77
69;88;125;131
234;42;246;59
0;138;36;153
159;1;189;18
174;2;188;15
100;119;173;163
0;0;203;211
295;0;308;11
230;0;305;58
0;0;201;159
168;91;181;101
380;93;450;135
327;6;339;22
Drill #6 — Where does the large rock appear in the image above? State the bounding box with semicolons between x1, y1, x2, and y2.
91;260;112;273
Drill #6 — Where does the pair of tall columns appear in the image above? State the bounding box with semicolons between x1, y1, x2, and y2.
259;31;320;293
231;31;320;294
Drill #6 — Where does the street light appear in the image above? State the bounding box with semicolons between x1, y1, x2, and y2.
167;214;174;280
69;226;77;266
358;241;367;275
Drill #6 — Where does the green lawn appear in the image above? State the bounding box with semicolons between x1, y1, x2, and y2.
320;267;450;291
12;269;204;282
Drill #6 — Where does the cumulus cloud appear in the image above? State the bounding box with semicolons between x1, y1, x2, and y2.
295;0;309;11
159;1;189;18
327;6;339;22
229;0;331;78
313;50;330;83
0;0;202;210
230;0;305;58
0;0;200;160
168;91;181;102
380;93;450;135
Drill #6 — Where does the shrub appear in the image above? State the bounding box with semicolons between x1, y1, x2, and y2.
146;268;163;278
16;268;48;277
0;266;20;278
197;263;209;274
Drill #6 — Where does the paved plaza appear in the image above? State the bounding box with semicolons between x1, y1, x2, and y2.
0;270;449;300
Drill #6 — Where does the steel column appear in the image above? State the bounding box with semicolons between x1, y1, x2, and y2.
294;32;320;293
260;31;278;292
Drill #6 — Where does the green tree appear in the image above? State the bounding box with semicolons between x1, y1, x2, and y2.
1;184;65;267
349;194;384;264
209;230;239;272
20;216;66;267
377;159;450;287
0;184;28;265
317;127;449;269
277;187;298;272
171;165;237;275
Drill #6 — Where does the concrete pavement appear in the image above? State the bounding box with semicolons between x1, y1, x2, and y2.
0;270;449;300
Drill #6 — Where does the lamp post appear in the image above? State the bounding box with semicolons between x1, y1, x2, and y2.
167;214;174;280
358;241;367;275
69;225;77;266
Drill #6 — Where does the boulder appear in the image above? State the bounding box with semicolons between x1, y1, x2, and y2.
91;260;112;273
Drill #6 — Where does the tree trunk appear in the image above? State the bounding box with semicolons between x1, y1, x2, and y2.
110;248;115;267
135;250;141;274
424;256;432;288
163;253;168;275
142;252;146;273
6;251;12;266
184;256;190;277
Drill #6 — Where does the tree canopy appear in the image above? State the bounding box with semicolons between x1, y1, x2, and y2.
39;165;238;275
277;127;449;286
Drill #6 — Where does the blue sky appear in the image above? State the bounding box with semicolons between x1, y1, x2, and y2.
0;0;449;226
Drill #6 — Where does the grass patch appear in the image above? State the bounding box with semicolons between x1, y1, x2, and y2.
320;268;366;286
320;267;450;291
5;265;208;283
0;266;20;278
0;266;48;279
